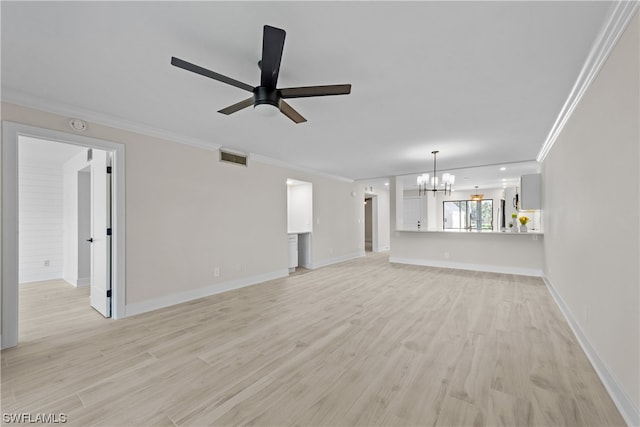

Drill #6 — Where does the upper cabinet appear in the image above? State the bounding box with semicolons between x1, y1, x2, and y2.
521;173;541;210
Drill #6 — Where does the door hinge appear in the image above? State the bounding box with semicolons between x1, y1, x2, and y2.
106;228;112;236
106;166;112;174
106;290;112;298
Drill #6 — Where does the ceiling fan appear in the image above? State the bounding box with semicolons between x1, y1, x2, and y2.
171;25;352;124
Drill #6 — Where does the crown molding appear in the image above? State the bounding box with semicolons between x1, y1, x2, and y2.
1;90;354;183
250;153;354;183
1;89;221;152
537;1;639;162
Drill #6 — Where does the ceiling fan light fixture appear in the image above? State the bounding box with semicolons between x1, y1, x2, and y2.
253;86;280;116
254;102;280;116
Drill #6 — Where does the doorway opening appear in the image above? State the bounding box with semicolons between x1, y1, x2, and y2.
364;197;373;252
286;179;312;272
364;193;378;252
2;122;126;349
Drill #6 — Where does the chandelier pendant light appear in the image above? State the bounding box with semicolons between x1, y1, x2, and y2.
417;150;455;197
470;185;484;201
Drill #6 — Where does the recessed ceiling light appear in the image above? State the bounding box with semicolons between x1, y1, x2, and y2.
384;182;389;186
502;178;507;181
500;167;506;171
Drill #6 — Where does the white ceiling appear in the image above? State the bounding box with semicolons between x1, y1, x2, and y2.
19;137;85;167
1;1;615;180
399;160;540;192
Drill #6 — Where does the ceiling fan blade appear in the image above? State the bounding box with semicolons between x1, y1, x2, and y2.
171;57;254;92
280;101;307;124
260;25;286;88
279;84;352;99
218;97;254;115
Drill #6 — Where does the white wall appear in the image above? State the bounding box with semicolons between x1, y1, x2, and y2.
376;187;390;251
77;169;91;284
1;102;363;315
389;176;544;276
17;161;63;283
307;175;364;266
390;231;544;276
542;10;639;425
287;182;312;233
62;149;95;286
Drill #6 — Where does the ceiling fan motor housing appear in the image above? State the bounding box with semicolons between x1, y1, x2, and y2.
253;86;280;108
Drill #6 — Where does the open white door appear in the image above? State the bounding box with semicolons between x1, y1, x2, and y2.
89;150;111;317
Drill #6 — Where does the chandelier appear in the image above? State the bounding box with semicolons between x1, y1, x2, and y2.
417;151;455;196
470;186;484;201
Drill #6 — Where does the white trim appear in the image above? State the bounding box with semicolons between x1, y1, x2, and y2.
251;153;354;184
62;277;90;288
124;269;289;317
537;1;640;162
1;96;355;184
76;277;90;287
389;256;543;277
2;90;220;153
1;122;126;349
375;245;390;252
2;124;20;349
543;276;639;427
311;251;365;269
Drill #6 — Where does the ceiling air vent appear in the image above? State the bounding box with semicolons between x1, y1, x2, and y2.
219;150;248;166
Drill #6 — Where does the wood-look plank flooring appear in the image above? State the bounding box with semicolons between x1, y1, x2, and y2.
2;253;626;426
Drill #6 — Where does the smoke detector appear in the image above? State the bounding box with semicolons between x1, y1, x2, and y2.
69;118;87;132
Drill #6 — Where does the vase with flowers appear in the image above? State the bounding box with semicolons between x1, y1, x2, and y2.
519;216;530;232
511;213;518;232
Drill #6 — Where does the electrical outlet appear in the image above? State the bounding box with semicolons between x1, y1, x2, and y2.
214;267;220;277
237;263;243;272
44;260;50;267
443;252;450;259
329;247;333;255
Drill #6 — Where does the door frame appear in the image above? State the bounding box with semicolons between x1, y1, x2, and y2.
364;193;379;252
2;122;126;349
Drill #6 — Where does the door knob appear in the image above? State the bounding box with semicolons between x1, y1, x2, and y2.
86;238;93;243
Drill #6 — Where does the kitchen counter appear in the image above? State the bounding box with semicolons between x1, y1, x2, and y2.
397;228;543;235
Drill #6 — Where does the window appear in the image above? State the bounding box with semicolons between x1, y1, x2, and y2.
443;199;493;230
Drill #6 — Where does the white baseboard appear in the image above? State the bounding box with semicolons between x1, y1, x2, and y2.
311;251;365;269
389;257;543;277
76;277;90;287
124;269;289;317
374;245;390;252
543;276;639;427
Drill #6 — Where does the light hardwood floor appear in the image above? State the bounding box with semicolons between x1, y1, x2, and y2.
2;253;625;426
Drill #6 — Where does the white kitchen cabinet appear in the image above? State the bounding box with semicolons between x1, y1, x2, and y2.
288;233;298;272
521;173;541;210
